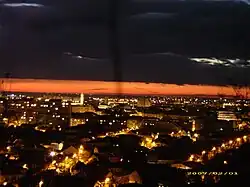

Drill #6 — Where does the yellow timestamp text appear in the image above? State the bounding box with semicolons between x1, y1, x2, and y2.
186;172;239;176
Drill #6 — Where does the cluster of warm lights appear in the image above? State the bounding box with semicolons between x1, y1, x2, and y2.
0;163;29;185
192;133;200;142
186;135;250;184
169;130;199;142
4;109;39;126
0;147;19;161
98;127;139;139
35;126;46;132
170;130;190;138
237;122;249;130
94;177;111;187
140;133;160;149
188;135;250;163
46;145;96;174
98;126;193;150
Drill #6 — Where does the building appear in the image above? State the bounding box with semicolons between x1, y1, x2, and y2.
94;170;142;187
71;105;95;113
217;111;237;121
70;112;98;126
137;97;151;107
98;104;110;110
70;93;85;105
80;93;84;105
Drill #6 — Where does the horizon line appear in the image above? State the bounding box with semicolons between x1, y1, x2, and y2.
0;78;244;97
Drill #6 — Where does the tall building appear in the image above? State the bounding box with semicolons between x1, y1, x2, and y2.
80;93;84;105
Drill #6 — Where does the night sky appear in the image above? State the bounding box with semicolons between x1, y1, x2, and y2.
1;0;250;86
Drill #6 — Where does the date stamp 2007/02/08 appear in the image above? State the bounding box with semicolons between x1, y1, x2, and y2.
186;172;239;176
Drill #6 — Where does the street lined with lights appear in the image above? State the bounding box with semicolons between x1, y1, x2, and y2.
188;134;250;164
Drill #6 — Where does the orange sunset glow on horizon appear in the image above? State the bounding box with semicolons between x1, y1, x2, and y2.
0;78;240;97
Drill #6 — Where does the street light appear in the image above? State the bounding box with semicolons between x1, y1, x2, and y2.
50;151;56;157
39;180;44;187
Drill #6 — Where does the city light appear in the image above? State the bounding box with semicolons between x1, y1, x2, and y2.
50;151;56;157
187;134;250;164
39;180;44;187
105;178;110;183
22;164;28;170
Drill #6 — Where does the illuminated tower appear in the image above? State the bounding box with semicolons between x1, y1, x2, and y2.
80;93;84;105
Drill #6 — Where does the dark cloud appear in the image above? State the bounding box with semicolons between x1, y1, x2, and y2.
125;1;250;57
121;54;250;86
0;0;250;86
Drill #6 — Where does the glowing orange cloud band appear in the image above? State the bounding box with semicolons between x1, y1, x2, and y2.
0;78;237;96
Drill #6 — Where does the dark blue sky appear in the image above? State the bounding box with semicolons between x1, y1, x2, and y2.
0;0;250;86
